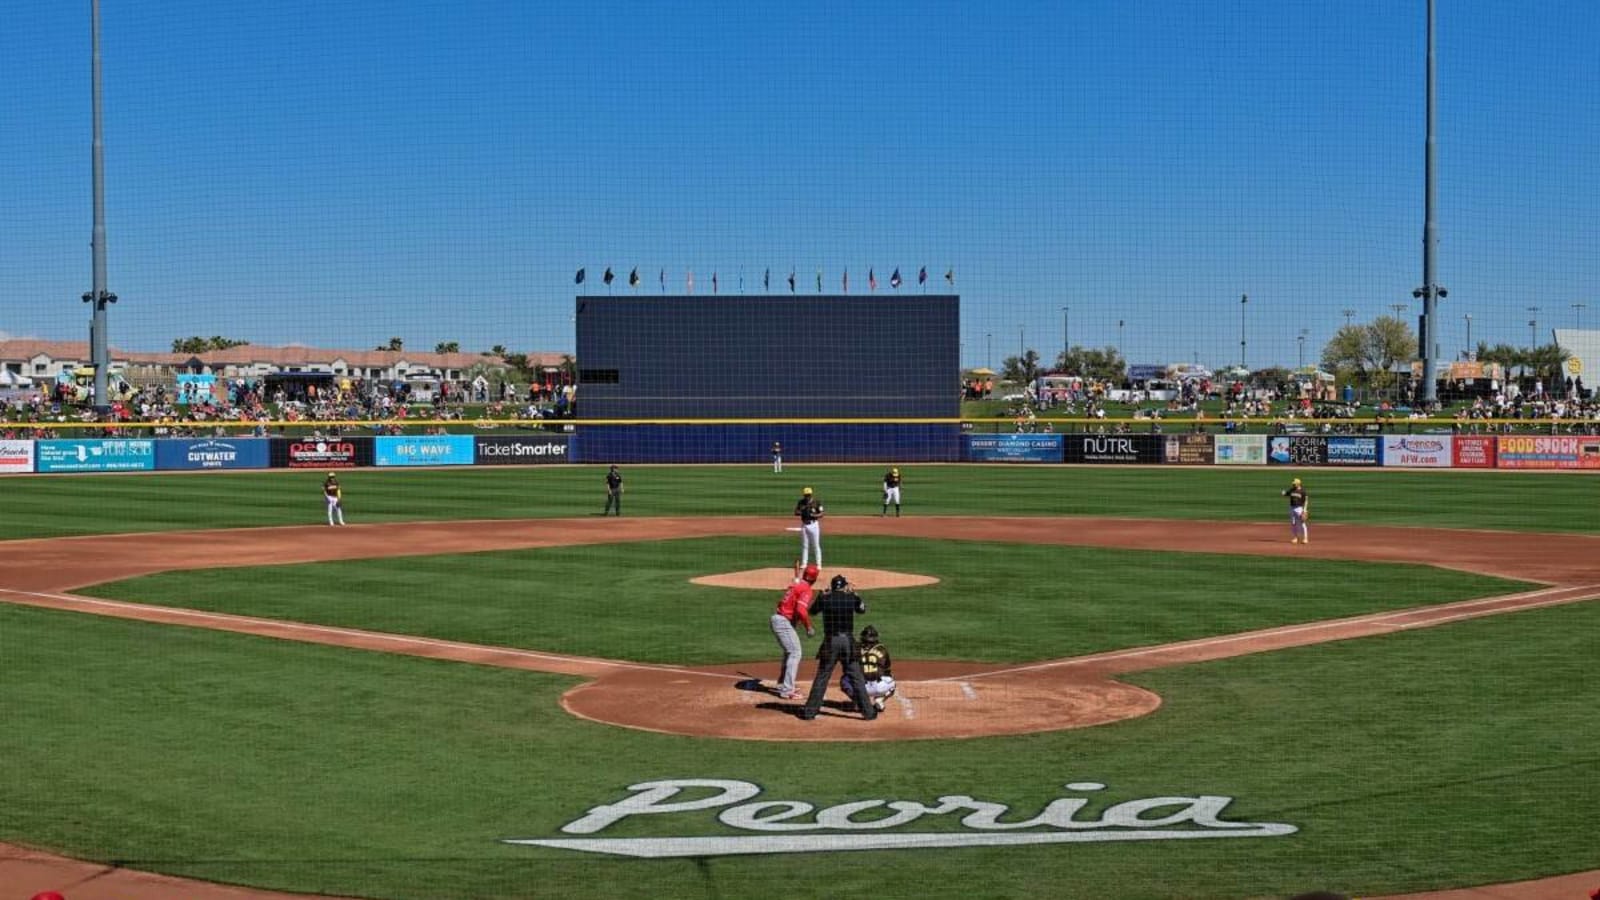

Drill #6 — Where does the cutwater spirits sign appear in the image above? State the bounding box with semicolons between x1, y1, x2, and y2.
506;779;1296;858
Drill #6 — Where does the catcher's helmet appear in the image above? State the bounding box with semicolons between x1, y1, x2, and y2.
860;625;879;643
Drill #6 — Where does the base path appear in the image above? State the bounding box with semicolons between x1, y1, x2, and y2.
1;516;1598;899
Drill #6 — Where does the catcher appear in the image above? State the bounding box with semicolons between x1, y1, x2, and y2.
840;625;897;712
1282;477;1309;544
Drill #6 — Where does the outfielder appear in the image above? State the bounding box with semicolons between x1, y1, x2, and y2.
771;440;783;473
323;472;346;526
1283;477;1309;544
769;561;819;699
794;486;824;568
881;466;902;517
840;625;897;711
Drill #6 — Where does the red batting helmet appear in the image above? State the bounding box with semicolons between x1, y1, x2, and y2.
32;892;68;900
802;564;820;583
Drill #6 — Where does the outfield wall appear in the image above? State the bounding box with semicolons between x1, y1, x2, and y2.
1;432;1597;473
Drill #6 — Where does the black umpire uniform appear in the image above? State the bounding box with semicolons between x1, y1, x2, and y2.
798;575;877;720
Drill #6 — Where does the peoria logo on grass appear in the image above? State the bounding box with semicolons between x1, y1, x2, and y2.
504;779;1296;858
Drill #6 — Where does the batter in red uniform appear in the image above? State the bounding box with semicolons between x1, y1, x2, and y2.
770;561;819;699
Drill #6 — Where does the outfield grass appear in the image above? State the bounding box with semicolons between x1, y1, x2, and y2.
1;463;1595;539
3;599;1597;900
79;536;1530;664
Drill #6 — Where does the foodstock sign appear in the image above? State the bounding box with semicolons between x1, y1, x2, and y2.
474;434;571;465
505;779;1296;858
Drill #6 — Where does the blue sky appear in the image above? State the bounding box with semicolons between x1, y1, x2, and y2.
3;1;1598;369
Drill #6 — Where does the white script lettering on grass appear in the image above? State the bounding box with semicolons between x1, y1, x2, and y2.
504;779;1297;857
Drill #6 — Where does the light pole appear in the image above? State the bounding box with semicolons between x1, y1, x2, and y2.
1573;302;1587;331
84;0;117;412
1464;313;1472;358
1117;319;1125;354
1390;303;1408;318
986;333;992;374
1019;326;1025;364
1341;308;1355;328
1527;306;1540;346
1297;329;1308;369
1060;306;1069;365
1239;294;1248;369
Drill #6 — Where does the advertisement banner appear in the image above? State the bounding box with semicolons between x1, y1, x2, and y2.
155;437;270;471
36;439;156;473
1452;435;1496;468
1382;435;1453;468
270;437;374;469
962;433;1062;463
0;439;35;474
475;434;572;465
1495;434;1600;470
375;434;476;467
1161;434;1214;465
1213;434;1267;466
1324;436;1380;467
1268;436;1328;466
1063;433;1163;464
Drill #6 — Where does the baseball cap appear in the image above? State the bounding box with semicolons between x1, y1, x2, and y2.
802;486;813;495
891;467;899;474
1292;477;1302;485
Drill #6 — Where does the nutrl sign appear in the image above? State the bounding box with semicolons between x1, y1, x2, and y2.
505;779;1296;858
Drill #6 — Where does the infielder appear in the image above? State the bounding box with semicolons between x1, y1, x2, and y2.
840;625;897;711
769;561;819;699
794;486;824;568
323;472;346;526
881;466;902;517
1283;477;1309;544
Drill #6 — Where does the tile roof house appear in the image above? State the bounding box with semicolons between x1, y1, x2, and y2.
0;340;566;384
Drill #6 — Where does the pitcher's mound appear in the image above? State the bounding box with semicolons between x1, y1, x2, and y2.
692;567;939;590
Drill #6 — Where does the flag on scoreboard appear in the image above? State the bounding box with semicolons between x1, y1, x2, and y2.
890;268;902;289
575;267;586;285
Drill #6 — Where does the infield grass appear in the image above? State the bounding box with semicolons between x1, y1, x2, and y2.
1;463;1594;539
77;536;1529;664
3;599;1597;900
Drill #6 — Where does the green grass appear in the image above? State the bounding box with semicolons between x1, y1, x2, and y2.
78;536;1529;665
1;463;1595;539
3;599;1597;899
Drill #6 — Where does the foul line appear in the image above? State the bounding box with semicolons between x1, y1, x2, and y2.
0;588;733;680
943;584;1600;682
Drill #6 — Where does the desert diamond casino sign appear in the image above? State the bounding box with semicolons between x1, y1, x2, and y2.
506;779;1296;858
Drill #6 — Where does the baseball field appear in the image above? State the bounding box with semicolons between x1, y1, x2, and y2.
3;464;1597;899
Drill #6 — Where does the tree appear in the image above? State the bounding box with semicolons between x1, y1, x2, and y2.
1054;345;1127;382
1525;342;1571;386
1320;316;1416;392
1000;349;1043;386
489;344;509;358
434;341;460;354
171;336;249;353
377;337;404;351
